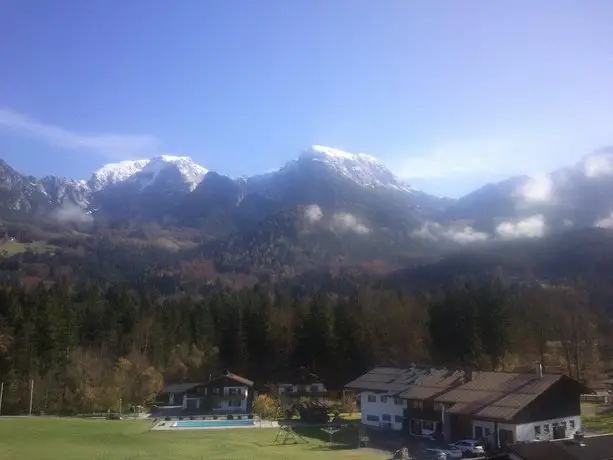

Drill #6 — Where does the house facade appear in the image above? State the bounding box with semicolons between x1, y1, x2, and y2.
346;364;584;446
345;367;433;431
181;371;255;413
158;382;204;406
401;365;583;448
268;368;328;406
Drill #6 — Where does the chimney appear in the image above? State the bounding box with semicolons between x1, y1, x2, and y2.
535;362;543;378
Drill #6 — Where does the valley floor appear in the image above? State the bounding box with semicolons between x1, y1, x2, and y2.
0;417;384;460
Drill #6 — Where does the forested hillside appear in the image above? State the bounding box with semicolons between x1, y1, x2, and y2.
0;276;610;415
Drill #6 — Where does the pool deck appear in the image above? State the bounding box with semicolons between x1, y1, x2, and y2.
152;420;280;431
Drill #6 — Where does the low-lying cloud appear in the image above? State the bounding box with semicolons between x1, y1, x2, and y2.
302;205;370;235
594;212;613;229
303;204;324;223
583;153;613;178
51;203;94;225
0;107;158;159
330;212;370;235
496;214;546;239
514;175;553;204
413;222;488;244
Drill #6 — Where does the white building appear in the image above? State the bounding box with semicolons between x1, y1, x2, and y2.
345;367;432;431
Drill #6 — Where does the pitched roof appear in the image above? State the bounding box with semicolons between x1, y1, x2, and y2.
223;372;254;387
345;367;435;393
508;434;613;460
435;371;565;421
163;382;204;394
399;369;464;400
270;367;325;385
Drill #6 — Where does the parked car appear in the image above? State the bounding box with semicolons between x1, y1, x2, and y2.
450;439;485;457
422;445;463;459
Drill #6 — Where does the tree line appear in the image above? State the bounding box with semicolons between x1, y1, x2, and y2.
0;277;608;415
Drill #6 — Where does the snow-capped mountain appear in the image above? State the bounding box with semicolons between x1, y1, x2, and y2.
89;155;208;192
297;145;415;193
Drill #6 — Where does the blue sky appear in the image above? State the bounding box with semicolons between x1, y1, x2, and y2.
1;0;612;197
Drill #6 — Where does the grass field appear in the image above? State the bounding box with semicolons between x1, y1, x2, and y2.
0;418;385;460
0;241;56;256
582;402;613;433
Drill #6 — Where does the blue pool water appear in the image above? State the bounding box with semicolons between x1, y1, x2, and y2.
174;419;254;428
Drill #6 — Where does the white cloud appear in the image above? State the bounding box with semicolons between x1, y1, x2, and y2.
496;215;546;239
303;204;323;223
0;107;158;159
413;221;489;244
583;153;613;178
514;175;553;204
51;203;93;225
330;212;370;235
594;212;613;229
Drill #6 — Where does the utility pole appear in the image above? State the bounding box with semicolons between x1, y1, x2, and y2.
28;379;34;416
0;382;4;416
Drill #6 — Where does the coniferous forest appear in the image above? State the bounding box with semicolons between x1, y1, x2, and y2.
0;275;610;415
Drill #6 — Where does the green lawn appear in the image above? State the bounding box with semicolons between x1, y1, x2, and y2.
0;241;56;256
0;418;383;460
582;402;613;433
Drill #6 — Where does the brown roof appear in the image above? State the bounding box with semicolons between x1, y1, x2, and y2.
436;371;564;421
225;372;254;387
399;369;464;400
345;367;433;393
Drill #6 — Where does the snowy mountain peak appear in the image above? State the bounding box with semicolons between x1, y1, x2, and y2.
90;159;150;190
135;155;208;191
308;145;381;164
89;156;208;192
297;145;414;193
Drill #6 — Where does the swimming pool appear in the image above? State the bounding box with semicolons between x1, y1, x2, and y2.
173;419;255;428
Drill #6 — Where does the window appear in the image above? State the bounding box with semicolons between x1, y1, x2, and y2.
366;414;379;422
212;388;220;395
534;425;541;437
367;395;376;403
394;397;403;405
569;420;576;429
412;400;422;409
227;388;238;395
380;396;388;403
382;414;391;422
543;424;550;434
395;415;403;423
433;402;443;411
422;420;434;431
310;385;319;393
561;421;567;431
552;422;559;428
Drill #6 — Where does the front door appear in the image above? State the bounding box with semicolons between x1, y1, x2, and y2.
474;425;483;440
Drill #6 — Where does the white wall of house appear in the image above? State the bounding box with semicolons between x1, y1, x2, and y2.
510;415;581;442
359;391;407;430
182;385;250;412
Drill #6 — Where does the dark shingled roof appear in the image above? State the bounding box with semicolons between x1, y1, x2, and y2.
508;434;613;460
435;371;566;421
345;367;446;394
399;369;464;400
163;382;204;394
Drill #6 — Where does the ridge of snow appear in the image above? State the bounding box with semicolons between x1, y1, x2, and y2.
90;155;208;192
133;156;208;191
296;145;415;193
90;159;150;190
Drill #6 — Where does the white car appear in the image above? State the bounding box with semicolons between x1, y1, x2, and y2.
451;439;485;457
423;445;464;459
